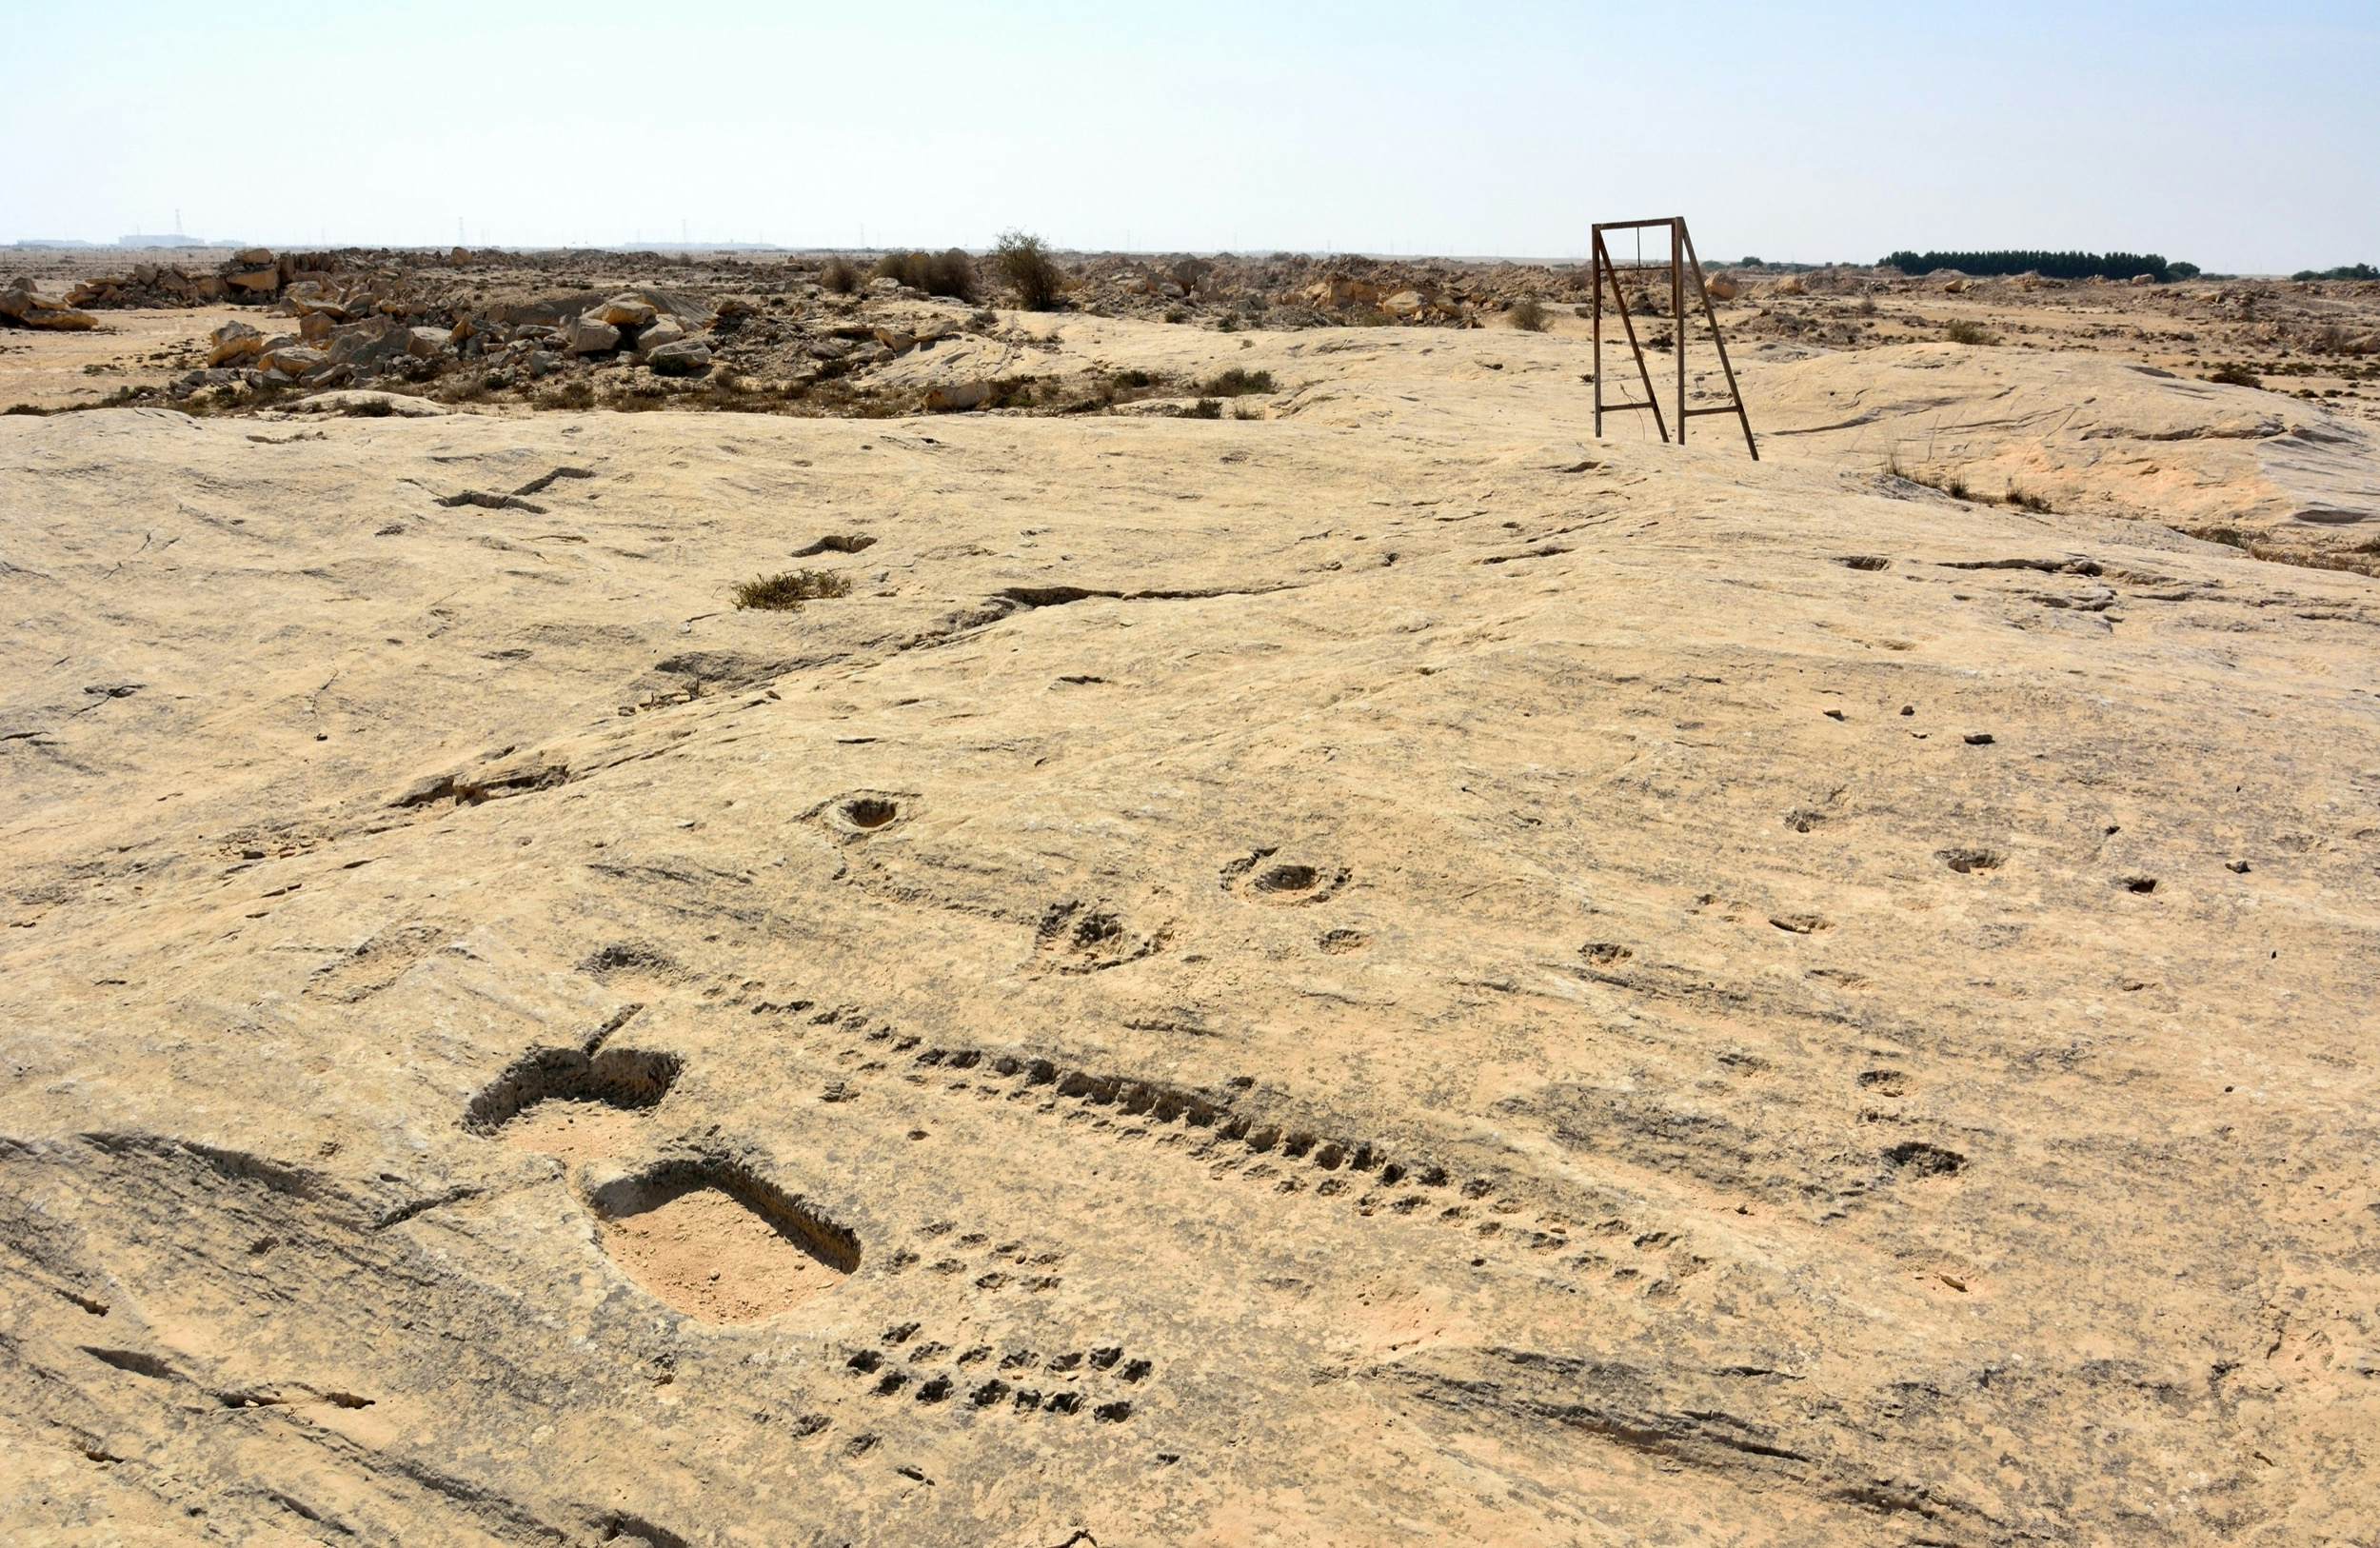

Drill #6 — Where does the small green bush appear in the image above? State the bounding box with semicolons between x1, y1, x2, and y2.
2207;363;2261;388
1944;319;1996;346
1509;297;1549;332
732;568;855;611
821;257;863;295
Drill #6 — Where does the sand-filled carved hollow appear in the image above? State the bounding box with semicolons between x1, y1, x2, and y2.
464;1045;683;1136
585;1158;861;1322
467;1045;683;1168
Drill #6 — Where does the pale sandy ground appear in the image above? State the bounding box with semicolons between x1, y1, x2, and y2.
0;308;220;409
3;310;2378;1545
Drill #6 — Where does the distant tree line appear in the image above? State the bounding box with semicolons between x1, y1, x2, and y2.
1879;249;2184;282
2291;263;2377;282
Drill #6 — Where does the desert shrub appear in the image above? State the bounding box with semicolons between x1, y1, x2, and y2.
3;403;50;416
1200;367;1275;396
2004;485;2053;513
732;568;854;611
874;248;979;302
1509;296;1549;332
1944;319;1996;346
1880;249;2179;282
1172;397;1223;419
821;257;863;295
1163;306;1189;324
992;230;1063;310
2207;363;2262;387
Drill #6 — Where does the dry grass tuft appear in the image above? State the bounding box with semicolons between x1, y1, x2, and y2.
731;569;855;611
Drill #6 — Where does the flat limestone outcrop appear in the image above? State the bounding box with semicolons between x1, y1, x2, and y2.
2;333;2376;1545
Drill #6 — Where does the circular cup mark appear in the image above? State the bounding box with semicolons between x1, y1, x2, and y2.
1256;863;1318;894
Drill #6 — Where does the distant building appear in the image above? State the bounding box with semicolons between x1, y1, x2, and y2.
117;234;207;248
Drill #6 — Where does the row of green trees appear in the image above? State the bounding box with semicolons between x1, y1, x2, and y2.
2291;263;2377;282
1879;249;2188;282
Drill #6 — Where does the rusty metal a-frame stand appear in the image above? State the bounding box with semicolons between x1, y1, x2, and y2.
1590;216;1757;459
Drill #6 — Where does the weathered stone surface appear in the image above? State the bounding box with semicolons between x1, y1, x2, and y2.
0;282;96;330
923;379;991;410
256;343;328;376
592;294;658;328
324;317;412;370
632;318;688;357
564;315;622;354
3;262;2380;1544
645;338;712;376
2;366;2377;1542
206;319;267;366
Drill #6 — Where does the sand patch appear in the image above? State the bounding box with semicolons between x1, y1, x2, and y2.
592;1175;853;1323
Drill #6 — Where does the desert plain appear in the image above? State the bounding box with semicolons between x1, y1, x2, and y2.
2;245;2378;1546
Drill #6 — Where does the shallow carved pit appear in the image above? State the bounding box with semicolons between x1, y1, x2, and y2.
585;1157;860;1323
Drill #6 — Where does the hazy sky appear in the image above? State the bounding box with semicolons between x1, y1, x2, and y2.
7;0;2374;272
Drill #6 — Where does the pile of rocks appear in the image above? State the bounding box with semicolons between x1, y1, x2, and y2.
0;279;95;330
64;248;305;308
164;286;746;402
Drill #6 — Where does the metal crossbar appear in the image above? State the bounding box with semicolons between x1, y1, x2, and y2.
1589;216;1757;459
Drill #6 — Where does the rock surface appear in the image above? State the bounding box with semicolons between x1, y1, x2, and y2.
0;281;96;331
0;309;2377;1547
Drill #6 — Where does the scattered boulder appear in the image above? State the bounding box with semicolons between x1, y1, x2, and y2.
406;327;451;361
633;319;689;358
565;316;622;354
0;281;97;330
874;325;917;354
325;317;414;371
591;294;657;328
645;339;713;377
208;320;268;366
924;381;991;412
1703;274;1743;302
285;388;449;418
281;282;352;320
258;344;330;378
